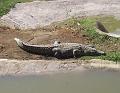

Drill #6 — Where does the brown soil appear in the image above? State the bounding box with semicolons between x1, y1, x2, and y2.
0;24;119;60
0;26;89;60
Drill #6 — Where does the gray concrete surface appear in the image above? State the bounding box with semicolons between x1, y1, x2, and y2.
0;59;119;75
0;0;120;29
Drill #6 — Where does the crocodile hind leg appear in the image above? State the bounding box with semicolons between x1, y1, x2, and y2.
73;49;84;58
54;51;62;59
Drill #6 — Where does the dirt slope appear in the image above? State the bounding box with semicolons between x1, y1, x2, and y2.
0;26;89;60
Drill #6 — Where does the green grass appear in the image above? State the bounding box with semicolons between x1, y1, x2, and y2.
83;16;120;32
79;17;120;62
58;16;120;62
0;0;32;16
0;0;119;62
80;52;120;63
0;0;51;16
93;16;120;32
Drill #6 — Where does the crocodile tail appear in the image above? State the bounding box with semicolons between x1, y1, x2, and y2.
14;38;54;56
14;38;24;48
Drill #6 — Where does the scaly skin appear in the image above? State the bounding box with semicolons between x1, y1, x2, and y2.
14;38;106;59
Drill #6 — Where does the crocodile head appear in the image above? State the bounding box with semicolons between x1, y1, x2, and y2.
83;47;106;56
52;44;106;59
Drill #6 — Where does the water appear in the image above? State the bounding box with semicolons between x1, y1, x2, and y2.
0;71;120;93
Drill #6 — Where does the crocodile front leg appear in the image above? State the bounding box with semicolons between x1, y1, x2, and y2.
73;49;84;58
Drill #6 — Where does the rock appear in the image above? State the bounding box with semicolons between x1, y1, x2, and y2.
1;0;120;30
96;21;109;33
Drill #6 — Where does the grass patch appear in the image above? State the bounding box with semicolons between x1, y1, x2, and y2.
80;52;120;62
0;0;33;16
0;0;52;16
79;17;120;62
93;16;120;32
58;16;120;62
101;52;120;62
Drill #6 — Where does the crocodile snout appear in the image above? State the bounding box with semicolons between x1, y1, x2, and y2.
97;50;106;56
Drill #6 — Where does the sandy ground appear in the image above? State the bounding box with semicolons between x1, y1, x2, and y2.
1;0;120;29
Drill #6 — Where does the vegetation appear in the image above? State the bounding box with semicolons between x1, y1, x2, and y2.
0;0;32;16
93;16;120;32
58;16;120;62
0;0;52;16
0;0;119;62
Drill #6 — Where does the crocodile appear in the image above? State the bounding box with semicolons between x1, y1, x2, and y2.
14;38;106;59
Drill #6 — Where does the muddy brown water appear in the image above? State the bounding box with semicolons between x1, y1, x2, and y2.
0;71;120;93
